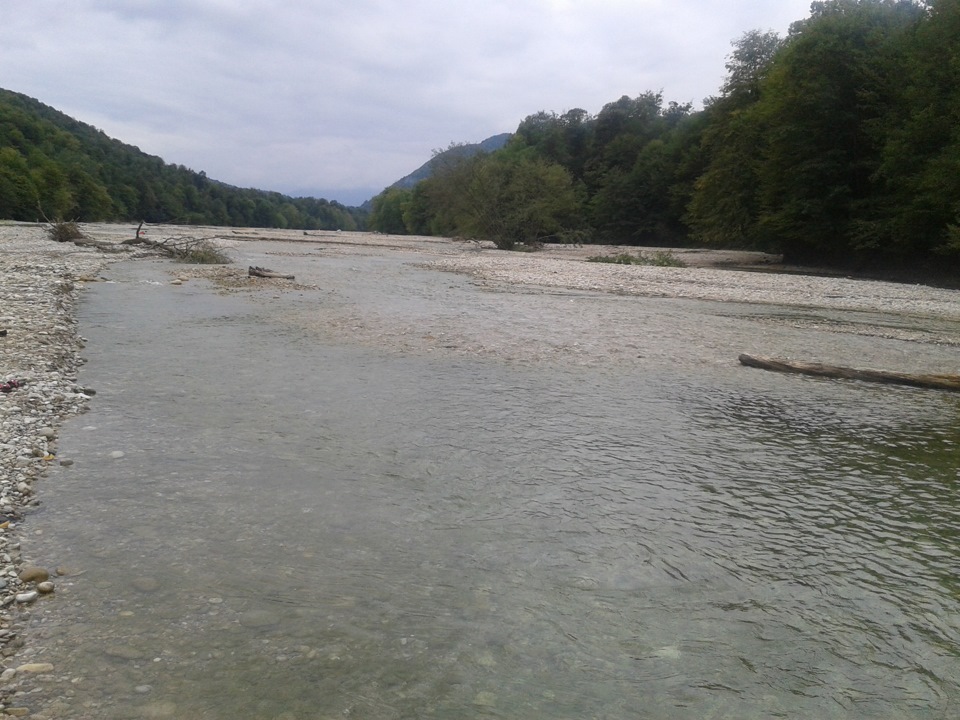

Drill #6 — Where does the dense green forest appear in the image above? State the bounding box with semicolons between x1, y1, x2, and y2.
369;0;959;271
0;89;364;231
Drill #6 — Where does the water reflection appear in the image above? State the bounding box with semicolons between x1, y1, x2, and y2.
23;259;960;719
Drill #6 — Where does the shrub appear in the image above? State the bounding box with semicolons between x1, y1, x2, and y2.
586;250;687;267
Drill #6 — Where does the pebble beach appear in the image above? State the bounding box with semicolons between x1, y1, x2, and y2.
2;221;960;715
0;225;118;714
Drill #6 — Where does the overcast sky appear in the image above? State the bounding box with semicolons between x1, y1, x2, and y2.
1;1;813;206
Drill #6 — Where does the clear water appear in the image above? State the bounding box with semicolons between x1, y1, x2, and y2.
23;252;960;719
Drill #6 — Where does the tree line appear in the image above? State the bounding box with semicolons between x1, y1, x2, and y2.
0;89;365;231
369;0;959;271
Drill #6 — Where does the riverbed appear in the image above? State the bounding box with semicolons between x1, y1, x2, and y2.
7;230;960;719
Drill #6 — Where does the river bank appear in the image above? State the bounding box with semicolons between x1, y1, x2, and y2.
2;221;960;717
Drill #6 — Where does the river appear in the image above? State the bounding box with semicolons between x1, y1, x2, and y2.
20;243;960;719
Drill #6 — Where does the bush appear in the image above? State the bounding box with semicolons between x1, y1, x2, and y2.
586;250;687;267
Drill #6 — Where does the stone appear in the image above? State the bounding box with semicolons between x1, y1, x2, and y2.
110;450;125;459
105;645;145;660
15;591;38;603
36;581;55;594
18;566;48;583
15;662;53;673
132;576;161;592
239;610;279;628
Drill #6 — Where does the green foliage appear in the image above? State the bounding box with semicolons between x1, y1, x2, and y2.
0;89;366;229
373;149;583;250
368;187;412;234
750;0;924;263
587;251;687;267
437;151;582;250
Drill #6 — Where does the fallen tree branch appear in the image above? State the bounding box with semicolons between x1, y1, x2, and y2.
123;234;231;264
248;266;295;280
38;205;129;253
738;353;960;392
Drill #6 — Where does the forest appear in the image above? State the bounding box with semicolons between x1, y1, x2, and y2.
0;89;364;231
369;0;959;272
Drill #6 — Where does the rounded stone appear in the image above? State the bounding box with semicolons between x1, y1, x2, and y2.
105;645;145;660
15;591;38;603
239;610;279;628
110;450;125;459
15;662;53;674
37;581;55;594
19;566;49;583
132;576;161;592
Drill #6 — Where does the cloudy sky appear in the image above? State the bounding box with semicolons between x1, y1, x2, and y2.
1;0;813;206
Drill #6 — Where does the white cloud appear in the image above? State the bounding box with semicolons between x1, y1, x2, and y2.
0;0;812;205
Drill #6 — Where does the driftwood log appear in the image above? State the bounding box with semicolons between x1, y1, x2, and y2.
248;266;295;280
739;353;960;392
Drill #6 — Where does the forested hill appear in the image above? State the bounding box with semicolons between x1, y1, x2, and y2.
390;134;513;191
0;88;364;230
368;0;960;273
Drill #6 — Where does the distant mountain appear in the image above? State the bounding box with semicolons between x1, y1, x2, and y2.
0;88;366;229
359;132;512;211
358;132;512;210
391;133;513;191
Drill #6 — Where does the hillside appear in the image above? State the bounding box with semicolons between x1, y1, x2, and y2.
388;133;513;193
0;88;364;230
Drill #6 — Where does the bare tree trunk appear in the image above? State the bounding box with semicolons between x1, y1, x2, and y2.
738;354;960;392
248;266;295;280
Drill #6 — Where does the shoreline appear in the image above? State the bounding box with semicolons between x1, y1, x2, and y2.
1;221;959;712
0;228;118;712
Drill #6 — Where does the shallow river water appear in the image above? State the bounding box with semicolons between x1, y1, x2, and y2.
21;246;960;719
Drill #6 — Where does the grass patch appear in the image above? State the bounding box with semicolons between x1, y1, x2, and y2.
587;250;687;268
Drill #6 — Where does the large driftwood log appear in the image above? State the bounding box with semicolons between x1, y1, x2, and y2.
248;266;295;280
739;354;960;392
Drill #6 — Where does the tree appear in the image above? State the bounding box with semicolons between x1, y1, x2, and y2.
0;148;38;220
864;0;960;260
685;30;784;248
368;187;412;234
721;29;785;101
753;0;924;263
412;150;582;250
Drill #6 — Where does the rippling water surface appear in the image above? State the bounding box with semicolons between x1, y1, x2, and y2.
26;252;960;719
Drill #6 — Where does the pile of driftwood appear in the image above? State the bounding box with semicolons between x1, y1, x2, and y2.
739;353;960;392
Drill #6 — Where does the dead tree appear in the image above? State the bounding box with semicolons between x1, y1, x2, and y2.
248;266;295;280
739;354;960;392
122;234;230;263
